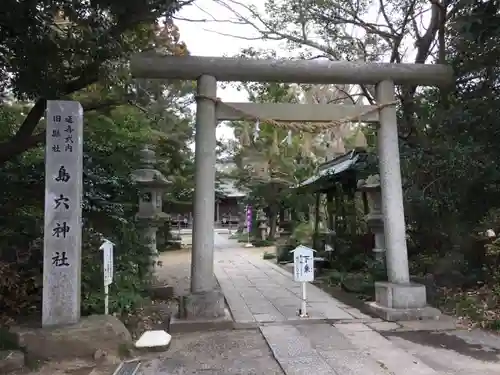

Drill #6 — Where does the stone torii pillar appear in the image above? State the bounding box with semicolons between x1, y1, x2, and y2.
185;75;226;318
131;55;453;321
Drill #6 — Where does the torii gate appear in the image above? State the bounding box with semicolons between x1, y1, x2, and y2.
131;55;453;321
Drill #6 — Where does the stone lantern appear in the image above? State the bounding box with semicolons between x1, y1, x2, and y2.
257;209;268;240
131;145;171;263
358;174;385;262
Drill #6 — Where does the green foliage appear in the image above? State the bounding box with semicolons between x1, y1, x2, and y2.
0;1;183;99
262;251;276;260
81;223;154;316
276;245;295;263
252;239;275;247
0;327;18;351
290;222;314;246
0;2;189;164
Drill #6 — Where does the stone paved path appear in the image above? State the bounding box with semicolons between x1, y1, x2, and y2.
213;237;443;375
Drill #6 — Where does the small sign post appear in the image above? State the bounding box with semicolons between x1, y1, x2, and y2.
100;239;114;315
290;245;316;317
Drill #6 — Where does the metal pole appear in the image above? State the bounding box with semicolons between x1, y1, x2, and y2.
191;75;218;293
104;285;109;315
300;282;308;317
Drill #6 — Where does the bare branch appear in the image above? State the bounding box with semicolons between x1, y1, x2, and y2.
378;0;396;35
203;28;273;41
173;16;247;25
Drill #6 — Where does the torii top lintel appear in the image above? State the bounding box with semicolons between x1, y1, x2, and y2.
130;54;454;87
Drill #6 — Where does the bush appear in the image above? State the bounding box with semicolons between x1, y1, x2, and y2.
263;251;276;260
290;222;314;246
80;221;154;316
277;244;295;263
252;239;275;247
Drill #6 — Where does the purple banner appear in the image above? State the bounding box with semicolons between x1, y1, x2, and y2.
246;205;252;232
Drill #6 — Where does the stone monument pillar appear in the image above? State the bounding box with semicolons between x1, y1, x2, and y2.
43;100;84;327
358;174;385;263
131;146;170;264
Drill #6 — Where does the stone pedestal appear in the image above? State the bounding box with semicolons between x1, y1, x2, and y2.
12;315;132;361
367;282;441;321
171;289;232;333
180;289;226;319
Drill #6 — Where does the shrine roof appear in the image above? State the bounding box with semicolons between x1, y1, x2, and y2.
217;178;247;198
296;149;367;190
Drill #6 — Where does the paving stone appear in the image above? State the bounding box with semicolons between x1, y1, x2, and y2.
335;325;397;351
275;306;300;318
254;313;285;323
259;325;316;359
272;298;301;308
248;304;281;315
367;346;438;375
278;355;337;375
334;323;373;332
308;302;354;320
295;324;355;351
320;349;391;375
343;308;373;319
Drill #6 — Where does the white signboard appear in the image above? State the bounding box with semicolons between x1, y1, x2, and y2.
42;100;83;327
100;239;114;286
291;245;315;282
100;239;114;315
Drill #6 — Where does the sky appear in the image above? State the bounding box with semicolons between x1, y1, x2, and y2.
174;0;431;143
175;0;281;142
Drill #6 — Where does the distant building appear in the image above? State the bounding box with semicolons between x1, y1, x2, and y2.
215;159;247;226
170;158;247;227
